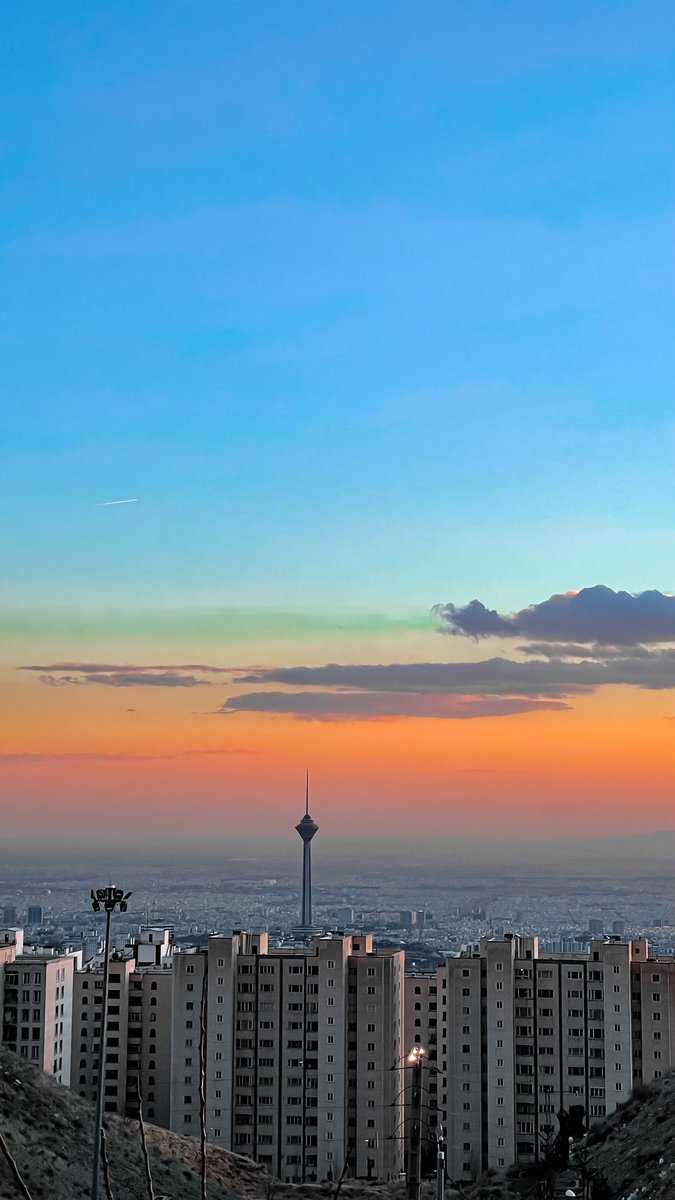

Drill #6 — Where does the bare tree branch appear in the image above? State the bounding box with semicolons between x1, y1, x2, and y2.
134;1077;156;1200
100;1127;116;1200
334;1142;353;1199
0;1128;34;1200
261;1175;280;1200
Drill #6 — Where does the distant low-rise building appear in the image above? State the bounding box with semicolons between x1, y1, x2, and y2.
334;906;354;926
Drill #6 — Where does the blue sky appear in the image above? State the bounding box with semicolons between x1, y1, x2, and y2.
1;0;673;614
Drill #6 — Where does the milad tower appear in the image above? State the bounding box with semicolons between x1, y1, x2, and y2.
295;770;318;930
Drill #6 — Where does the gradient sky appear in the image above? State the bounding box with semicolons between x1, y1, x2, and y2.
1;2;674;843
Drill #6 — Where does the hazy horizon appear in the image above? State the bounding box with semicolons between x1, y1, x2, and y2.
4;829;675;881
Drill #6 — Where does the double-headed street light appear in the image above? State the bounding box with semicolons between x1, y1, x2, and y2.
90;885;132;1200
90;886;131;915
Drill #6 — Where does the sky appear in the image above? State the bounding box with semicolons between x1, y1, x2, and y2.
1;2;674;846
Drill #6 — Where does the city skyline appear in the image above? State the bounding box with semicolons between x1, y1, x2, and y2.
2;3;673;842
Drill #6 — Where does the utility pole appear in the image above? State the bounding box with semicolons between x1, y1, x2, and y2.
90;885;131;1200
435;1125;445;1200
406;1047;424;1200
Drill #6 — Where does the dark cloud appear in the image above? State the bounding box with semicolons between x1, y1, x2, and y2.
434;586;675;646
434;599;513;638
21;661;228;673
238;650;675;696
219;691;570;722
39;674;88;687
22;662;226;688
38;671;211;688
519;642;658;661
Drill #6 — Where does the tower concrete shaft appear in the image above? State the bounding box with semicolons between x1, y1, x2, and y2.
295;771;318;928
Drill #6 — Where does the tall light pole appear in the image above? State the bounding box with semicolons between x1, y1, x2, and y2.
90;885;131;1200
406;1046;425;1200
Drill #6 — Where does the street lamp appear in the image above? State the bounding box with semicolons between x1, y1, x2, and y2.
406;1046;425;1200
90;885;131;1200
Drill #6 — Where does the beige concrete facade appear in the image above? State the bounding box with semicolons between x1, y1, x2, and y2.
71;927;173;1124
0;929;75;1086
171;931;404;1183
411;934;675;1181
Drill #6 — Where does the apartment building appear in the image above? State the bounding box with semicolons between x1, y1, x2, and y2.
71;927;173;1124
420;934;675;1180
171;931;404;1183
0;927;76;1085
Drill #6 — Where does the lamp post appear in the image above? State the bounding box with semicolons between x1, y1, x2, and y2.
406;1046;425;1200
90;885;131;1200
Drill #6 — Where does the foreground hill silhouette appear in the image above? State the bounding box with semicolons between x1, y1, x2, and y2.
5;1043;675;1200
0;1048;267;1199
0;1048;401;1200
578;1072;675;1199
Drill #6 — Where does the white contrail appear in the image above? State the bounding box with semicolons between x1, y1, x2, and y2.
97;498;139;506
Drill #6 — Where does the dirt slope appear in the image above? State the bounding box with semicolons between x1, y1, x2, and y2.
8;1044;673;1200
0;1049;396;1200
580;1073;675;1199
0;1047;269;1200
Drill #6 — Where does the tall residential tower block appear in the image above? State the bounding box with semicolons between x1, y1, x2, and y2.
171;931;404;1182
408;933;675;1180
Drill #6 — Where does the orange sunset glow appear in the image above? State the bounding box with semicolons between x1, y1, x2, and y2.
3;606;675;842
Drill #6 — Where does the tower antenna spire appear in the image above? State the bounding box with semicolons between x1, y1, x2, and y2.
305;768;309;816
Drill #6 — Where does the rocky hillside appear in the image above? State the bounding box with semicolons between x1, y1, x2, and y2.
580;1072;675;1200
0;1049;400;1200
4;1045;674;1200
0;1048;268;1199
